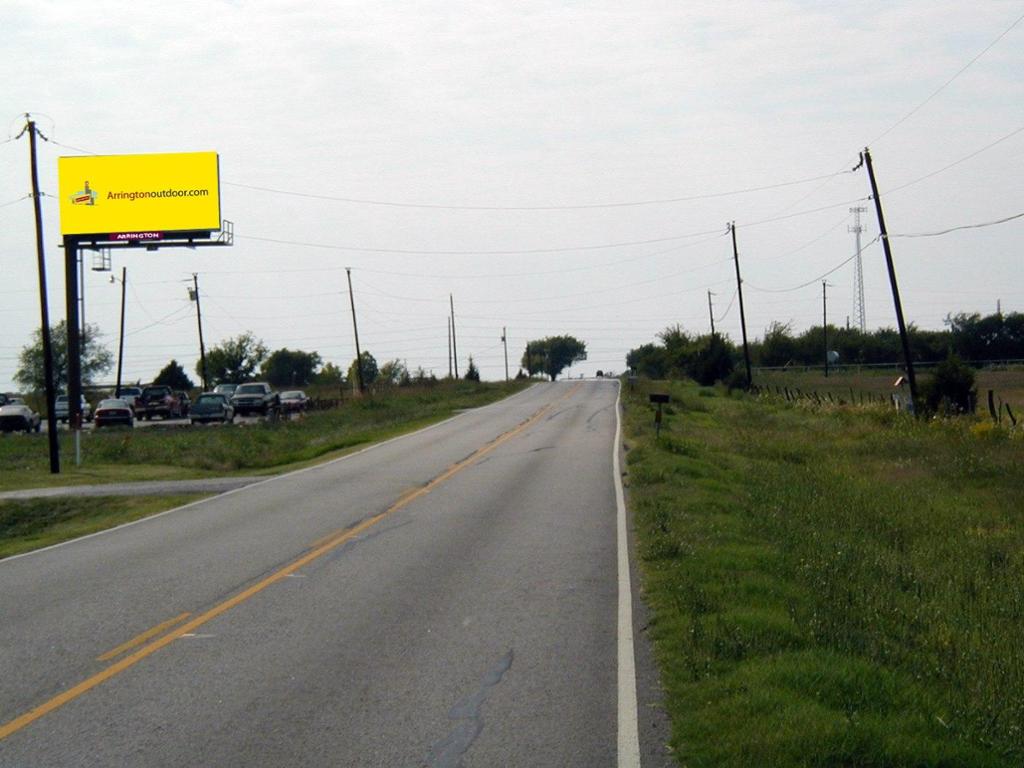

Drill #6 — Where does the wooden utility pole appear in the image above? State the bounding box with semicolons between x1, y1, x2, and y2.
192;274;207;390
861;148;917;410
729;223;752;388
822;281;829;378
115;268;127;397
502;327;509;381
447;317;453;378
20;115;60;472
707;291;716;336
346;268;365;393
450;294;459;378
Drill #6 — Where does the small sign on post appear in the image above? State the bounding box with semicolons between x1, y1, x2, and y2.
649;393;670;438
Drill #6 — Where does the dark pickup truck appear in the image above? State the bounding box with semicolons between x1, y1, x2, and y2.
139;385;175;420
230;382;279;416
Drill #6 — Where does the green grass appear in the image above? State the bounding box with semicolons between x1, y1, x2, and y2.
624;379;1024;766
0;495;206;559
0;380;530;492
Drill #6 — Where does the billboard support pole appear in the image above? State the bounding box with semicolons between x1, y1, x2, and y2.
64;235;83;466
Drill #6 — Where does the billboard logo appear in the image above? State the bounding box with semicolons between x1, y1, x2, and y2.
70;181;96;206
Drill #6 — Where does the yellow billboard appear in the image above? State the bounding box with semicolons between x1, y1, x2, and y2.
58;152;220;237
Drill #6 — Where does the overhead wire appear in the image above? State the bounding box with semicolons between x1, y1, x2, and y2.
744;237;879;294
223;170;852;212
889;210;1024;238
868;9;1024;146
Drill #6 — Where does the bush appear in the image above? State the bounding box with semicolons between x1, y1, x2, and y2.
920;354;976;415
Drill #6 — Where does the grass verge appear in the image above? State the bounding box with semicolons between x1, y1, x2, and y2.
623;379;1023;766
0;380;530;492
0;495;207;560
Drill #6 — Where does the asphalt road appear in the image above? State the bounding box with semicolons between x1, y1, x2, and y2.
0;381;667;766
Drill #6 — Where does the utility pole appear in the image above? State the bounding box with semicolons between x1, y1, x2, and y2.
346;268;365;393
115;267;127;397
861;148;918;410
729;222;752;388
79;251;87;351
501;327;509;381
191;274;207;390
849;205;867;332
822;281;830;378
64;234;83;459
444;317;452;380
450;294;459;378
18;115;59;473
707;291;716;336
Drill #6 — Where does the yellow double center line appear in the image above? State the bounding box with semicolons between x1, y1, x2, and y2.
0;383;579;742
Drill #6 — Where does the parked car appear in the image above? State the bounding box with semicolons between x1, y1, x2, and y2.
139;385;174;420
54;394;93;423
190;393;235;425
279;390;310;413
94;398;134;428
173;391;192;418
213;383;238;397
231;382;279;416
116;385;143;413
0;398;41;433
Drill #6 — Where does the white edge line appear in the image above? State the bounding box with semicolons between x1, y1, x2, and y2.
615;379;641;767
1;383;544;566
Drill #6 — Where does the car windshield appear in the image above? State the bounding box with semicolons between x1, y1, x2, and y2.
98;399;129;409
281;391;303;399
196;395;225;405
56;396;68;403
235;384;264;394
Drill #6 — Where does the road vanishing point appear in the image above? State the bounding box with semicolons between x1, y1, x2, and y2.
0;381;653;767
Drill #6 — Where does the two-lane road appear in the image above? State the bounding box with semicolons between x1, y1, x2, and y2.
0;381;650;766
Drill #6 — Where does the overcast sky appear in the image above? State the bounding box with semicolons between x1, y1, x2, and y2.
2;1;1022;391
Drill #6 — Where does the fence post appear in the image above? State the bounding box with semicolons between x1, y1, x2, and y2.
988;390;999;423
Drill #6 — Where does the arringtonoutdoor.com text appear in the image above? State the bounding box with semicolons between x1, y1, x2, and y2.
107;188;210;202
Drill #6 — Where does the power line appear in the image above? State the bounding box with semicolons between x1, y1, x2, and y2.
889;210;1024;238
869;9;1024;146
745;237;880;294
223;170;851;212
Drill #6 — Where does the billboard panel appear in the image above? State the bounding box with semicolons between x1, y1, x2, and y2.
58;152;220;237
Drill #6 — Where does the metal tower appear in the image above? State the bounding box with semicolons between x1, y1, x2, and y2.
849;206;867;332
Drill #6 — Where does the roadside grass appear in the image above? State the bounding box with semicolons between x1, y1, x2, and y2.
0;495;206;560
0;380;530;492
624;380;1023;766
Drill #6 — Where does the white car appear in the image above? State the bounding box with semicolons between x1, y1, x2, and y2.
0;398;41;433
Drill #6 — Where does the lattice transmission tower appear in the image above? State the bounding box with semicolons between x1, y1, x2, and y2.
849;206;867;332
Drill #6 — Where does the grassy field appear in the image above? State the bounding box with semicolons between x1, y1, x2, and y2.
755;366;1024;416
0;380;530;492
623;380;1023;766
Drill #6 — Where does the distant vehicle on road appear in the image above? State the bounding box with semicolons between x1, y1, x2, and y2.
279;390;309;413
0;398;41;433
94;399;134;429
231;382;279;417
54;395;93;423
173;391;192;418
116;386;143;413
190;393;235;425
139;385;174;420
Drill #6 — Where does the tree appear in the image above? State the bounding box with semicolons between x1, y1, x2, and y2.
464;356;481;381
347;351;379;389
521;336;587;380
15;321;113;393
202;332;268;384
378;359;409;387
261;348;322;387
152;360;194;390
313;362;345;387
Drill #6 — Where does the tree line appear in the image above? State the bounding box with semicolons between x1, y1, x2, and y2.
626;311;1024;382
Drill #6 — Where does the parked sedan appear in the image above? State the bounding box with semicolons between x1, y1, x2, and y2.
279;390;310;413
190;393;235;425
0;399;41;433
94;398;135;428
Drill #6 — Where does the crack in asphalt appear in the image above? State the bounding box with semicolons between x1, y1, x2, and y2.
421;649;514;768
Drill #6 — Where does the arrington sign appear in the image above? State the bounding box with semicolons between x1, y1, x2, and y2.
58;151;221;237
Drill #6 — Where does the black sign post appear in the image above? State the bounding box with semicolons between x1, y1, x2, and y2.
649;393;670;439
